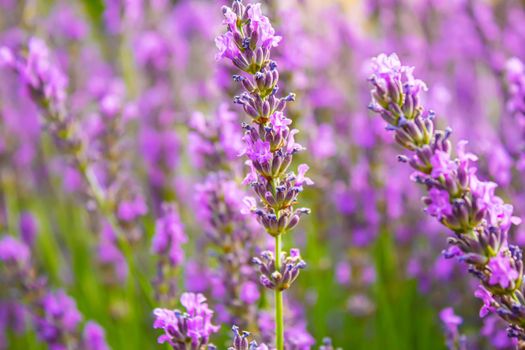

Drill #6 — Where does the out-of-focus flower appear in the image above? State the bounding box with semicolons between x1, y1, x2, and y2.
153;293;219;349
152;204;187;267
368;52;525;341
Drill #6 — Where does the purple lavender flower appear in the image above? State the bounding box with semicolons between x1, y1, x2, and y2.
35;290;82;349
216;2;311;348
153;293;219;349
152;203;187;305
215;2;281;64
0;235;30;267
368;52;525;341
0;36;153;298
189;104;244;172
335;261;351;286
252;249;306;291
474;285;496;318
98;223;128;283
440;307;466;350
194;172;261;329
240;281;260;305
50;4;88;40
1;235;110;350
82;321;110;350
117;197;147;223
488;254;520;289
152;204;187;267
21;37;67;106
482;315;518;349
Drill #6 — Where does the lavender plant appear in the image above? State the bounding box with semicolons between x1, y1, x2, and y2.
0;36;153;303
188;103;265;330
195;172;262;330
0;235;110;349
215;1;313;348
4;1;525;349
368;53;525;347
0;38;146;243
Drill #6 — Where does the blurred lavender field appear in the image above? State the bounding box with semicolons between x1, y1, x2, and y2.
1;0;525;349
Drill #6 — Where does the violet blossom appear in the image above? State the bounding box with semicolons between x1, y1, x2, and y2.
368;52;525;341
152;203;187;305
216;1;311;348
0;235;110;350
153;292;219;350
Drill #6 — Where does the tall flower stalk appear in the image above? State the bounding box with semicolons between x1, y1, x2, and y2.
190;105;263;330
151;203;187;307
0;38;153;304
216;1;311;348
367;53;525;347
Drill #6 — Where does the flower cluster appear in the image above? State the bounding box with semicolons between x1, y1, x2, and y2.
153;293;219;350
83;321;110;350
189;104;244;173
152;204;187;267
190;98;263;329
0;36;155;296
0;39;83;170
151;203;187;306
368;53;525;341
0;235;110;350
0;38;67;107
216;2;310;348
196;173;256;243
252;249;306;291
0;235;31;269
215;2;281;70
217;0;311;267
1;38;146;240
34;290;83;348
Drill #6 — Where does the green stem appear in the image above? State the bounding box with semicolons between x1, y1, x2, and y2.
275;234;284;350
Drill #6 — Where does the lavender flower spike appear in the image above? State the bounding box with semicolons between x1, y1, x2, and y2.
216;2;311;349
151;203;187;305
153;292;219;350
368;53;525;346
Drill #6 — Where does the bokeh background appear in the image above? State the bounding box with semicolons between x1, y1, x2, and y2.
1;0;525;349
